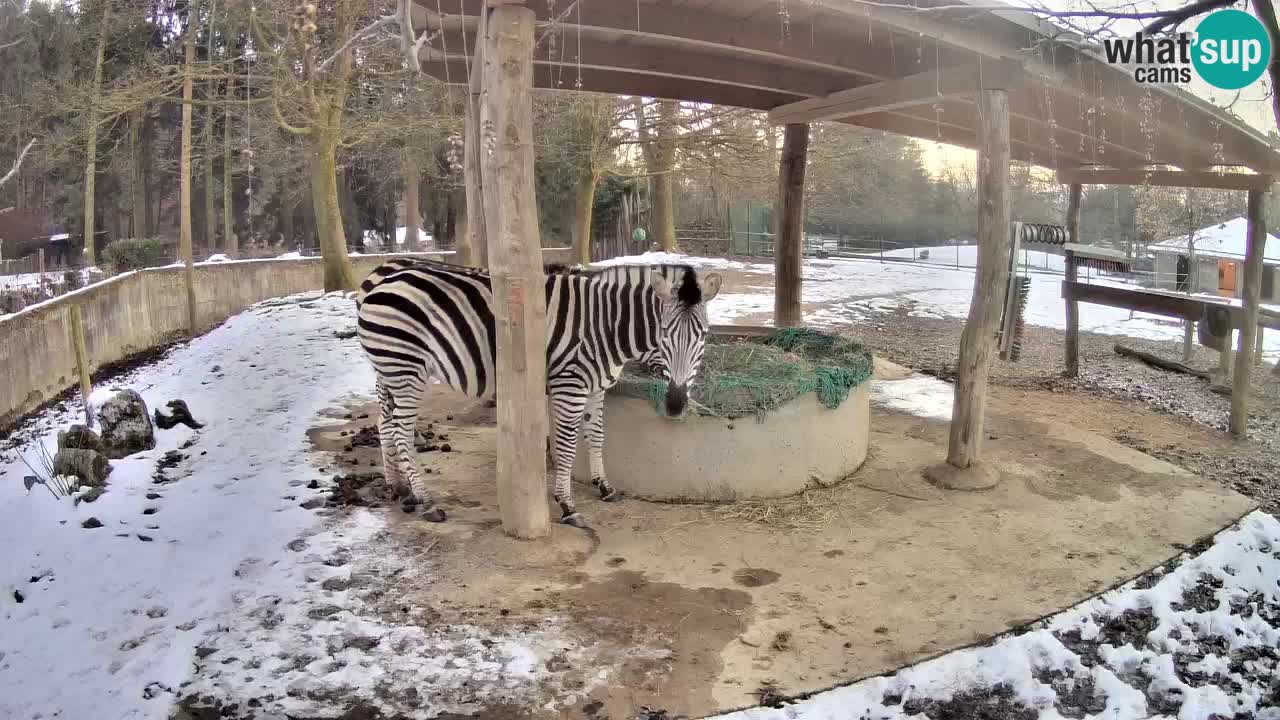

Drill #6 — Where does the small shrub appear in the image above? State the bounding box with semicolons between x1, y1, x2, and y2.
103;238;167;272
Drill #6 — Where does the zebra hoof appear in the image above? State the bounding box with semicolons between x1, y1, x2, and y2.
420;507;447;523
560;513;588;529
601;488;623;503
400;497;419;513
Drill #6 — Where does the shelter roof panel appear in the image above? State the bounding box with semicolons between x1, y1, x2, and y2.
412;0;1280;175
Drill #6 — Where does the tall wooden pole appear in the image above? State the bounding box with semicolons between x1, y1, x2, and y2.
481;2;550;539
461;8;488;268
1230;189;1267;437
774;123;809;328
1063;183;1082;377
70;305;94;428
945;88;1011;471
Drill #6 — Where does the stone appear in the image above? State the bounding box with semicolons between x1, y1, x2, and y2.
154;399;204;431
57;425;103;453
97;390;155;459
53;448;112;487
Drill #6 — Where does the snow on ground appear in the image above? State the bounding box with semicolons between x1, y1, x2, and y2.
602;250;1280;365
361;226;435;248
717;509;1280;720
0;293;581;720
0;266;104;291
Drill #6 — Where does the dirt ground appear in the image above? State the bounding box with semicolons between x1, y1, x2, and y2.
303;372;1251;719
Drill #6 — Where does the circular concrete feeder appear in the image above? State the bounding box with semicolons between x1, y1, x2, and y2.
572;330;872;503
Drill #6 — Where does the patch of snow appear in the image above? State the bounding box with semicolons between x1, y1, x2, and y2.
203;253;230;263
1153;217;1280;264
715;510;1280;720
871;376;954;421
276;251;304;259
0;293;594;719
593;250;759;272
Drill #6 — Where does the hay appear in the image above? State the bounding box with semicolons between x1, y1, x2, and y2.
612;328;873;419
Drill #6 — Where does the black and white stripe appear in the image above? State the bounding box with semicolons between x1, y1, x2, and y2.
356;258;723;526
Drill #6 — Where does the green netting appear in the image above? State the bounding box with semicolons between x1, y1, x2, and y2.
612;328;874;419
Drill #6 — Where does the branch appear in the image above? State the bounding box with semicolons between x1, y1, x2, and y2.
0;38;23;52
318;14;398;74
0;138;35;189
1144;0;1238;33
1253;0;1280;132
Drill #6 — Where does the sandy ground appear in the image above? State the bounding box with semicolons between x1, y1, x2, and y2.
298;368;1251;719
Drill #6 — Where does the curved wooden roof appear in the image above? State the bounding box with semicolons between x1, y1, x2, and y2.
411;0;1280;174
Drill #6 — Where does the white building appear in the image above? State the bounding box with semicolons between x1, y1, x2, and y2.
1151;217;1280;303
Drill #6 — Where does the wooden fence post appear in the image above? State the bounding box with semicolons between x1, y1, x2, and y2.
1063;183;1082;376
70;305;94;428
1230;189;1267;437
930;87;1010;489
481;2;550;539
774;122;809;328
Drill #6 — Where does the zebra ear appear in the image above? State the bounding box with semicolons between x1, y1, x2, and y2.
649;271;675;300
701;273;723;302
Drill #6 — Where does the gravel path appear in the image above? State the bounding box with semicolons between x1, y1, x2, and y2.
840;307;1280;515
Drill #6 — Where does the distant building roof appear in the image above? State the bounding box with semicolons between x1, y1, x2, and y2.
1151;217;1280;266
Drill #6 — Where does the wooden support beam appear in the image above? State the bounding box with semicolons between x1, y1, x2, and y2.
1063;183;1082;377
1057;168;1275;192
460;8;486;268
946;88;1010;473
69;305;94;428
768;60;1023;126
774;123;809;328
481;3;550;539
1231;189;1267;437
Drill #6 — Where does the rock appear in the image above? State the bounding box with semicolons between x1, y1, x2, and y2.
58;425;103;452
53;448;112;487
97;390;155;458
154;399;204;431
82;517;104;529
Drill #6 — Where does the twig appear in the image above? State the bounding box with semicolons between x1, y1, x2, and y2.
534;0;582;51
854;482;933;502
0;38;23;52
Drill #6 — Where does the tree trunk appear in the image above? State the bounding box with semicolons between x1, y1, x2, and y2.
223;79;236;255
774;123;809;328
203;99;217;255
481;3;550;539
652;100;678;252
281;197;296;247
1231;189;1267;436
572;167;598;265
309;127;355;291
83;1;112;266
1064;183;1083;376
403;152;420;251
945;88;1011;472
180;20;198;332
130;108;148;238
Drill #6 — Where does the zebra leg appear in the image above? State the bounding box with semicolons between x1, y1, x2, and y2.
584;391;620;502
390;372;446;523
548;387;588;528
375;378;407;497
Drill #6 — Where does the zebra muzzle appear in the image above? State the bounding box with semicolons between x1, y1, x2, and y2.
664;383;689;418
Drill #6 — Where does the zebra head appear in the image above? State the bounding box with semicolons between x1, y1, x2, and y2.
650;267;723;417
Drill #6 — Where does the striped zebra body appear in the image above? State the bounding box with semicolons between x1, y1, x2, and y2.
356;258;722;526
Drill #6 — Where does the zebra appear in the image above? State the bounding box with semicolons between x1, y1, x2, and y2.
355;257;723;527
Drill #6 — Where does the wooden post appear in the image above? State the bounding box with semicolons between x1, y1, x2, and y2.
1255;327;1265;366
481;2;550;539
460;8;488;268
70;305;94;428
941;88;1011;478
180;20;198;333
37;247;45;285
774;122;809;328
1063;183;1082;377
1230;189;1267;437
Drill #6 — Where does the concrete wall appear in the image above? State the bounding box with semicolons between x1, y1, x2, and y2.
1;251;572;429
1153;252;1221;294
